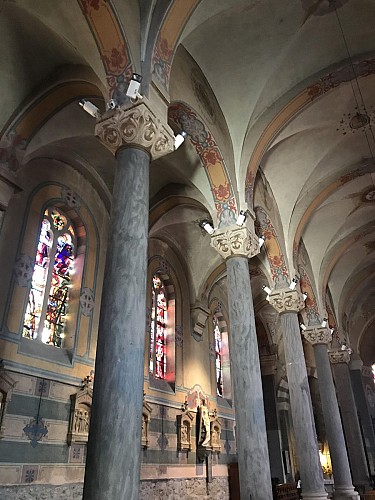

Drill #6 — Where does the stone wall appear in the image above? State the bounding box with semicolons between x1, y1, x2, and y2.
0;477;230;499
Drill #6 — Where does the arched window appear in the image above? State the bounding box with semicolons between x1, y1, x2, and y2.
213;317;223;398
149;274;167;379
23;208;75;348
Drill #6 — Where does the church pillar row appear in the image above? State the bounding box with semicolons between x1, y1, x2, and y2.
83;100;174;500
303;328;358;499
268;290;328;500
330;351;371;495
211;217;273;500
349;360;375;476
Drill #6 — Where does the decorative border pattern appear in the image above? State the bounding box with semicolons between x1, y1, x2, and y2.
245;58;375;206
78;0;132;103
169;102;237;226
255;207;289;288
151;0;200;90
298;266;320;325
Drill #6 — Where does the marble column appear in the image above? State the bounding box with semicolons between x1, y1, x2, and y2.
83;100;174;500
303;327;358;499
268;290;328;500
211;218;273;499
350;359;375;476
330;350;371;495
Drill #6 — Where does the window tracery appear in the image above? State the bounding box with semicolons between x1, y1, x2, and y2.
23;207;75;348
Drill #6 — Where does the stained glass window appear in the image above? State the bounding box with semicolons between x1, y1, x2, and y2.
23;208;75;348
149;275;167;379
214;317;223;397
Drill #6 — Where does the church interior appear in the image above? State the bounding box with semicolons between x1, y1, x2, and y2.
0;0;375;499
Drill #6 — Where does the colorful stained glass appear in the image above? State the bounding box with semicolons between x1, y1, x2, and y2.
51;210;67;231
23;210;74;348
149;275;167;379
214;318;223;398
23;219;53;340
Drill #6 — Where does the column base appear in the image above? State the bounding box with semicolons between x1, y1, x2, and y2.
333;485;360;499
302;492;328;500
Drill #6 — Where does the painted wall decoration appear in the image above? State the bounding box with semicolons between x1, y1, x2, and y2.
245;57;375;207
169;102;237;226
255;207;289;288
151;0;200;90
78;0;132;103
298;266;320;325
79;288;95;317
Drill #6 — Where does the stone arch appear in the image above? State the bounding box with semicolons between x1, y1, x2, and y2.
255;206;289;289
151;0;201;90
298;266;321;326
169;101;238;226
78;0;133;102
0;80;104;166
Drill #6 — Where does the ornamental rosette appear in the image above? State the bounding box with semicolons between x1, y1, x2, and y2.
329;350;351;364
95;99;174;161
303;327;332;346
268;289;305;314
210;222;259;260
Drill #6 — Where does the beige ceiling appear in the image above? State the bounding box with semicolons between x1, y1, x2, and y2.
0;0;374;362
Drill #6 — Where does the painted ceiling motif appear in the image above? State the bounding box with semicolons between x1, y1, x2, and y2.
0;0;373;362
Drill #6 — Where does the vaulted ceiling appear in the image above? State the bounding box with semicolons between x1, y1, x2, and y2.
0;0;374;363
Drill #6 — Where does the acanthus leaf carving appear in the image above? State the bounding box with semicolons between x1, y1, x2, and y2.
329;350;351;365
303;326;332;346
95;98;174;161
268;289;305;314
210;220;259;260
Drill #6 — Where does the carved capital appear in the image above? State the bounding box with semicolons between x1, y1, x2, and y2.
362;365;373;378
329;350;351;365
210;220;259;260
95;98;174;160
268;289;305;314
303;327;332;346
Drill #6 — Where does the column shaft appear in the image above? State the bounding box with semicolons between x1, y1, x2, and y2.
331;362;371;494
314;344;358;498
83;147;150;500
280;313;327;499
350;367;375;475
226;256;272;500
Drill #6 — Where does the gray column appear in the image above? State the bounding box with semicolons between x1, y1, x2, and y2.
304;328;358;499
211;221;273;499
350;361;375;476
83;100;174;500
330;351;371;495
262;373;285;482
269;289;328;500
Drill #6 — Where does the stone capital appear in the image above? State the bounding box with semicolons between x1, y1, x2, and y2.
303;326;332;346
210;219;259;260
268;289;305;314
329;350;351;365
361;365;373;378
95;97;174;160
